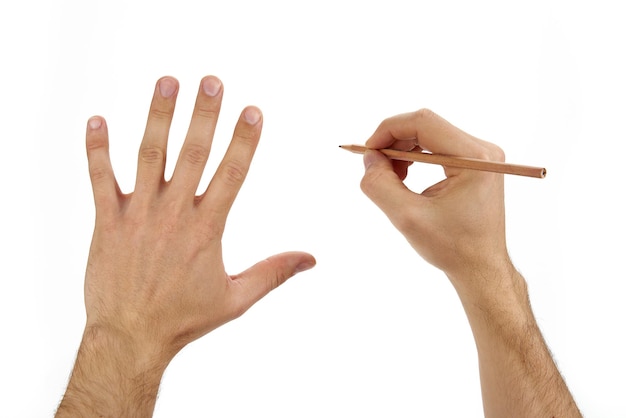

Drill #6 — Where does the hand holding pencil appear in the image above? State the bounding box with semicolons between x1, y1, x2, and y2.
358;109;511;281
356;109;581;417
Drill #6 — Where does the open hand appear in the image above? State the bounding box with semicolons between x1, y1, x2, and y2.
84;76;316;362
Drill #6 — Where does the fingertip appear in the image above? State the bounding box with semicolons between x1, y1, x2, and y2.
201;75;223;97
84;116;118;211
360;150;415;217
158;76;179;98
87;116;103;131
86;116;109;152
243;106;262;125
294;254;317;274
363;149;388;170
231;252;315;311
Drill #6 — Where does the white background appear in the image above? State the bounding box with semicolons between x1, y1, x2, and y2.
1;0;625;416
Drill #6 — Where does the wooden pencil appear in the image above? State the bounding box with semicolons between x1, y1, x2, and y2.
339;144;546;179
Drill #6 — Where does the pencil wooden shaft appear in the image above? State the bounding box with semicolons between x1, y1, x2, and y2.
340;145;546;179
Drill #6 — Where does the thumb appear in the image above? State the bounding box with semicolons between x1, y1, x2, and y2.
231;251;316;311
360;150;418;221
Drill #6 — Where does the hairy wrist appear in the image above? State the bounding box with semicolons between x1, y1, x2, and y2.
55;325;170;417
448;262;581;417
447;259;533;327
447;253;519;293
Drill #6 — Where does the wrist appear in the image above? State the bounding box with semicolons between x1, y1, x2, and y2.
56;325;170;417
447;261;540;356
447;258;532;323
81;324;172;374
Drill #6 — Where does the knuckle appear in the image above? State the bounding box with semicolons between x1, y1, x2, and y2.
139;146;165;165
195;214;225;242
259;259;288;292
204;220;225;240
149;107;173;121
195;105;219;120
269;268;290;291
376;115;397;133
488;144;506;162
89;165;109;183
475;143;506;162
233;130;259;147
86;136;107;152
267;274;283;293
182;144;209;167
220;161;247;186
414;108;438;122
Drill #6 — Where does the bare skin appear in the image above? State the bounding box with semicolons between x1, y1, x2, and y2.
359;109;581;417
55;76;316;417
56;77;580;416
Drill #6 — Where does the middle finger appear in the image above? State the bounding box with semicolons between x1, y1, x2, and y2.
170;76;223;199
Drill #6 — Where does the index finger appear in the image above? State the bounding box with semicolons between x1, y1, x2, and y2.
365;109;493;160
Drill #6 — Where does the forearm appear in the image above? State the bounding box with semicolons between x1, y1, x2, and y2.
450;263;581;417
56;326;169;418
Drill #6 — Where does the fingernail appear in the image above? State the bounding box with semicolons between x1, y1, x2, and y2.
202;77;222;97
295;260;316;274
88;117;102;130
243;107;261;125
159;77;177;98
